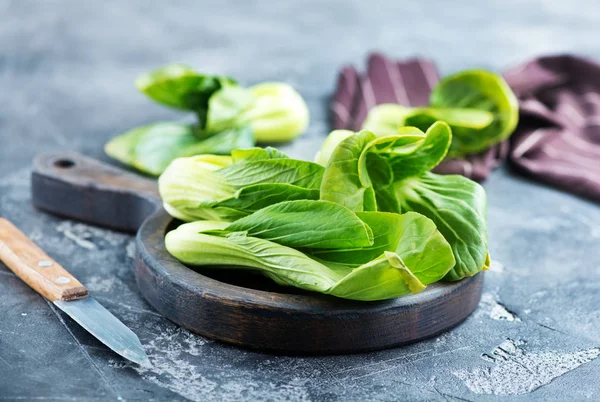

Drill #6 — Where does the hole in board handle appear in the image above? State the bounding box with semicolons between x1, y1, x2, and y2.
54;159;75;168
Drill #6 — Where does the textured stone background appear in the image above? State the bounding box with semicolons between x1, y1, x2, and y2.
1;1;600;401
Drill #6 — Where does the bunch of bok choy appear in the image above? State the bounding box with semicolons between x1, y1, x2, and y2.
159;121;489;301
105;64;309;176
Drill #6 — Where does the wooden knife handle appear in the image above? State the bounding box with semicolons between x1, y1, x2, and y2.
0;218;88;301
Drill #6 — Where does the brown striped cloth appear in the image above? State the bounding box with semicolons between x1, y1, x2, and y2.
332;53;600;200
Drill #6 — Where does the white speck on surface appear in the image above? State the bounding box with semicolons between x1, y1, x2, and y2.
59;228;97;249
488;260;504;273
21;313;27;316
126;239;136;259
86;276;117;293
490;304;518;322
454;339;600;395
28;229;44;243
55;220;129;250
479;292;520;322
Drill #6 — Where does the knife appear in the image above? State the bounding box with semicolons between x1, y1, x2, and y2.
0;218;150;366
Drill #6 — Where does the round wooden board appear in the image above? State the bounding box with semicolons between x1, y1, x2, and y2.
32;152;484;354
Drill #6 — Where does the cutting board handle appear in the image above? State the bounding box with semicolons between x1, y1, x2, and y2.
32;152;161;233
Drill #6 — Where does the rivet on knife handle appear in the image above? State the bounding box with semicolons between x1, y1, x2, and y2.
0;218;88;301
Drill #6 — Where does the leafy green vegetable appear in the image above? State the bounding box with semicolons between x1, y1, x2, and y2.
403;107;494;130
225;200;374;249
166;222;345;292
311;211;455;284
219;158;323;190
361;104;411;137
319;122;451;210
371;124;451;181
206;82;310;143
158;154;236;221
204;85;254;130
212;184;319;217
105;123;253;176
385;131;487;280
159;151;324;221
314;130;354;166
326;252;426;300
135;64;236;122
362;104;494;138
361;70;518;157
394;173;488;280
159;108;489;298
231;145;289;162
429;69;518;157
318;122;488;280
106;64;310;175
319;130;377;212
165;220;452;301
363;152;398;212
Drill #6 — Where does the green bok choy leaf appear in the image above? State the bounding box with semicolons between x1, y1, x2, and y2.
159;148;324;221
225;200;374;249
317;122;488;280
165;215;453;301
105;123;253;176
135;64;236;123
105;64;310;175
361;69;518;157
206;82;310;143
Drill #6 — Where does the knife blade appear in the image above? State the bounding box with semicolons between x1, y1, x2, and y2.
0;218;150;366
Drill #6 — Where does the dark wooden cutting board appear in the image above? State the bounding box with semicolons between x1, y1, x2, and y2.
31;152;483;354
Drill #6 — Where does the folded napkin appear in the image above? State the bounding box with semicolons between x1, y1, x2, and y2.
332;53;600;200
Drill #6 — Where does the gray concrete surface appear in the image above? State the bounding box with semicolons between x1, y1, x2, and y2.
1;0;600;400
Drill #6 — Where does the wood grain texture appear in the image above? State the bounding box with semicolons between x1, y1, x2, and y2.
31;152;483;353
0;218;87;301
32;153;160;233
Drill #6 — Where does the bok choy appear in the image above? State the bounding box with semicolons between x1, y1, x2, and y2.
159;148;323;221
361;69;518;158
105;64;309;176
160;120;489;301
